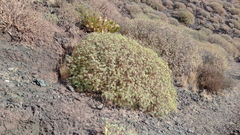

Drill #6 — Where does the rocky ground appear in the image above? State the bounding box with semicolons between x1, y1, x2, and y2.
0;32;239;135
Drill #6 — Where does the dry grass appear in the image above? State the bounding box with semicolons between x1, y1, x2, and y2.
0;0;55;46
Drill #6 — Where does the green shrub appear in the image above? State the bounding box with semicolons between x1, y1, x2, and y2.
120;19;201;77
66;33;177;117
84;16;119;33
176;10;195;25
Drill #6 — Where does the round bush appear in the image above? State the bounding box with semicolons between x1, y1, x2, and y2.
176;10;195;25
66;33;177;117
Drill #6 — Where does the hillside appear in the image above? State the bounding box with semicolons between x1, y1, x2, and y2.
0;0;240;134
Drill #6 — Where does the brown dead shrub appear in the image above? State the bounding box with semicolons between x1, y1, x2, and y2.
0;0;54;46
197;63;227;94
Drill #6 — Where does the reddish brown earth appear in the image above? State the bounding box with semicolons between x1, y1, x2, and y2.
0;33;239;135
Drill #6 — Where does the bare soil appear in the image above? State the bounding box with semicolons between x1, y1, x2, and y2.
0;32;239;135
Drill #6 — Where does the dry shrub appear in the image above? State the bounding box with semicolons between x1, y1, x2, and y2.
141;4;155;13
228;19;240;30
163;0;173;8
119;19;201;77
200;42;229;70
204;23;215;30
181;27;208;42
168;17;179;26
197;8;210;19
197;45;234;94
187;3;196;10
230;8;240;15
221;34;233;43
209;17;219;23
208;34;240;58
126;4;143;18
233;38;240;50
149;11;168;22
83;0;122;22
56;1;81;24
222;2;234;10
197;63;227;94
141;0;165;11
0;0;54;46
174;2;186;10
200;27;212;35
207;2;226;15
233;28;240;37
220;24;231;33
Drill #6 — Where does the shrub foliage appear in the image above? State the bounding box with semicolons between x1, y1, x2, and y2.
65;33;177;116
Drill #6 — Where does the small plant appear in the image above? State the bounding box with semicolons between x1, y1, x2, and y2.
104;121;138;135
176;10;195;25
84;16;119;33
65;33;177;117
